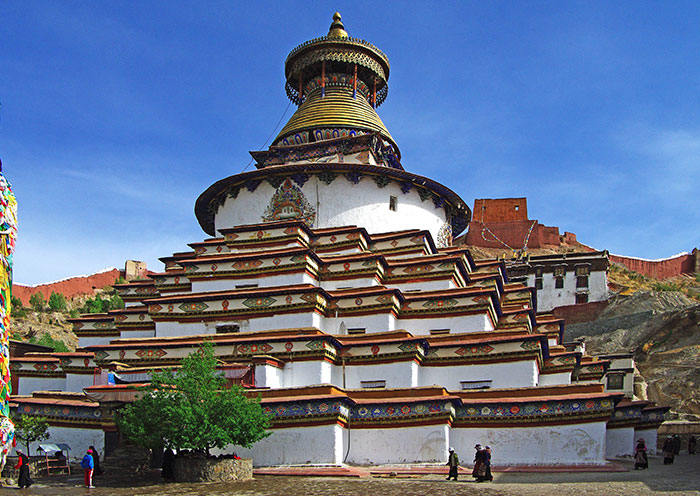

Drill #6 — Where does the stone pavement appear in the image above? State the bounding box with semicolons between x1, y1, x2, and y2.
0;455;698;495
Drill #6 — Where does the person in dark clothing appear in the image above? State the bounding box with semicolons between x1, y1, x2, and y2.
14;450;33;488
634;439;648;469
162;448;175;481
472;444;487;482
689;435;696;455
672;434;681;455
445;447;459;481
662;436;675;464
483;446;494;481
88;446;103;476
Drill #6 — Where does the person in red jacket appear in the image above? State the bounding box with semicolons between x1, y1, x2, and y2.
14;450;33;488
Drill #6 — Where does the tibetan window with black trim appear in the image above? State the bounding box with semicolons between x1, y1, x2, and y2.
555;276;564;289
361;380;386;388
347;328;366;335
389;195;397;211
461;380;492;390
429;329;450;335
576;292;589;304
606;373;624;390
216;324;240;333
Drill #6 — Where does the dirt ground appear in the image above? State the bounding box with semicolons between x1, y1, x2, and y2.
1;456;698;496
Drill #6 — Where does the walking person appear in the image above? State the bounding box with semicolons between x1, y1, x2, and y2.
634;438;648;469
14;450;33;489
662;436;675;465
88;445;103;476
689;435;696;455
81;449;95;488
672;434;681;456
472;444;487;482
483;445;494;481
445;447;459;481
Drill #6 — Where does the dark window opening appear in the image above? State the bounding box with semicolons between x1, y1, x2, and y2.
236;284;259;289
575;292;589;304
361;380;386;388
575;266;590;276
535;278;543;290
606;374;624;390
389;195;398;211
216;324;240;334
555;276;564;289
461;380;492;390
576;276;589;288
347;328;366;335
429;329;450;335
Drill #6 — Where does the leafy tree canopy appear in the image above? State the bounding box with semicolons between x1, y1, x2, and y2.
81;293;124;314
13;415;50;456
29;292;45;312
117;343;270;455
48;291;67;312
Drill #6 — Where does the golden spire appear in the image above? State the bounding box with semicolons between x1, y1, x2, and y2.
328;12;348;38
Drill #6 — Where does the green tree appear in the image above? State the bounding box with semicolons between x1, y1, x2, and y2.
29;333;70;352
29;292;45;312
82;295;105;314
11;295;27;318
117;343;270;455
47;291;67;312
13;415;50;456
106;293;124;311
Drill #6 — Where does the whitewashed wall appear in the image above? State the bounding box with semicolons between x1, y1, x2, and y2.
280;361;333;388
254;363;282;389
119;329;156;340
78;336;116;348
16;426;104;462
326;313;396;334
529;269;608;312
538;371;572;387
66;373;96;394
192;273;317;293
320;278;380;291
606;426;635;458
17;377;66;396
256;359;538;390
214;176;448;240
155;312;323;337
232;424;345;466
346;424;450;464
390;279;457;292
154;305;495;339
343;361;418;389
396;314;494;335
421;360;539;389
452;421;608;465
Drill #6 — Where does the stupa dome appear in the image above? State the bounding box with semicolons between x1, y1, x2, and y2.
273;13;399;157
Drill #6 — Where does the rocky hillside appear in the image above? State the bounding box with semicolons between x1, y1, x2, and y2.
565;291;700;420
9;288;124;353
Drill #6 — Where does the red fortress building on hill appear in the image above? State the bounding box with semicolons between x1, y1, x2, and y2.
13;260;148;306
463;198;578;250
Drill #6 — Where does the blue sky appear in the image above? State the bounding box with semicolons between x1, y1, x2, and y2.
2;1;699;285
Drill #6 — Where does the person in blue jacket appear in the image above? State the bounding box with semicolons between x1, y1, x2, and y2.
81;449;95;488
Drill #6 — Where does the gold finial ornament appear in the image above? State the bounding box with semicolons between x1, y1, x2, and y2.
328;12;348;38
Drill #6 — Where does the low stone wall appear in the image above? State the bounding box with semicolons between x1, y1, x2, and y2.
173;457;252;482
